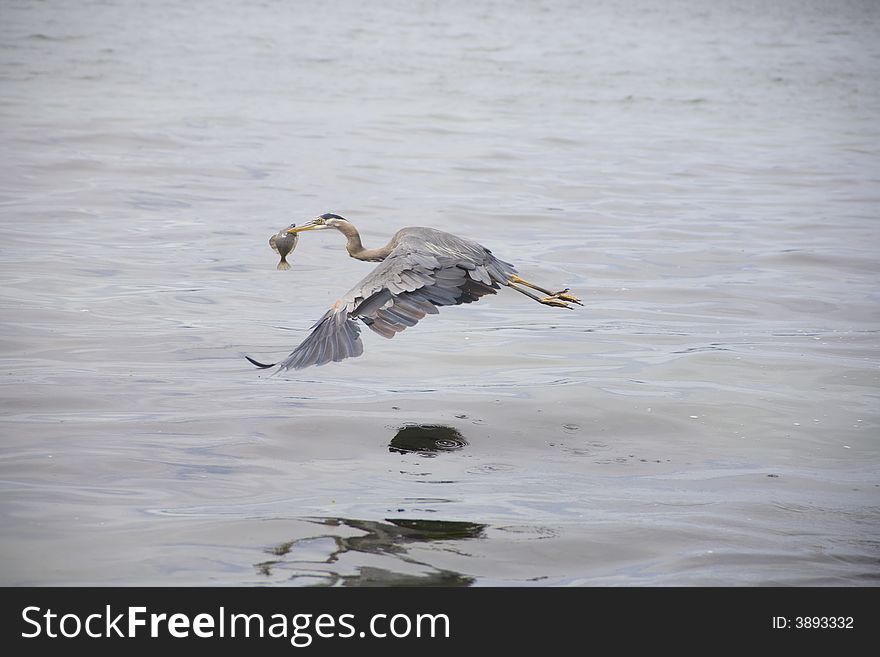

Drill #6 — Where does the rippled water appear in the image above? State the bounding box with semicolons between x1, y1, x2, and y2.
1;0;878;585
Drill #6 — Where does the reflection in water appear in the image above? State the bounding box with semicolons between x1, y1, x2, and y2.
388;424;469;457
256;517;486;586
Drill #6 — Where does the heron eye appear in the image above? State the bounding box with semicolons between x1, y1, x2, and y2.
316;217;325;225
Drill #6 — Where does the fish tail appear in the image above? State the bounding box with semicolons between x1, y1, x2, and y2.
277;258;291;271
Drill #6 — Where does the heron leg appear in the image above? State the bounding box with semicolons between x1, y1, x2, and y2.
508;281;574;309
509;275;583;306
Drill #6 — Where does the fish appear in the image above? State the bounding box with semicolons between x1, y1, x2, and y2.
269;223;298;270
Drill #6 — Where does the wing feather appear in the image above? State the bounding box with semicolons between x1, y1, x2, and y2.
273;228;517;370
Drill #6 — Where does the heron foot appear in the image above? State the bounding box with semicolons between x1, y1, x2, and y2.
540;296;574;309
508;278;582;309
549;289;584;305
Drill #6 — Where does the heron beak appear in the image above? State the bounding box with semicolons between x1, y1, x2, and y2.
287;221;320;234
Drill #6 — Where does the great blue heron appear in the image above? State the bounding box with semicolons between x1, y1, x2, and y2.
247;213;582;371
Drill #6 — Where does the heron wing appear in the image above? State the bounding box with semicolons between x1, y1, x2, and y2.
275;231;516;371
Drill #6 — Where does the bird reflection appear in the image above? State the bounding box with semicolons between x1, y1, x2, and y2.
388;424;469;457
256;517;486;586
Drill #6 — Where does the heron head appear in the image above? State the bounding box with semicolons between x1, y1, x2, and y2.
287;213;350;234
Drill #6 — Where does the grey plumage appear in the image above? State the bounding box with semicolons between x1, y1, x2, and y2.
247;213;581;373
276;227;516;371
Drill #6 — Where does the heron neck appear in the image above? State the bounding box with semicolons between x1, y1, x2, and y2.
336;222;392;262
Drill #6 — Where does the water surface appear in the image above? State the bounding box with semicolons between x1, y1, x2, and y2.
0;0;878;585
